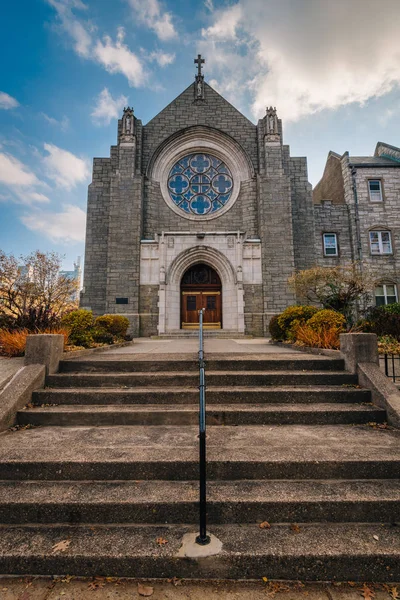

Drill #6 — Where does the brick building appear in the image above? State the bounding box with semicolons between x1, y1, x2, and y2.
80;58;400;335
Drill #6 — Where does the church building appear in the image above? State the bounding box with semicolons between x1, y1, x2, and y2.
80;56;400;336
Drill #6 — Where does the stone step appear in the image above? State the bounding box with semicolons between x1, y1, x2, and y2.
0;425;398;480
0;479;398;524
59;357;345;373
46;371;358;388
17;403;386;427
155;331;252;338
33;386;372;406
0;523;398;580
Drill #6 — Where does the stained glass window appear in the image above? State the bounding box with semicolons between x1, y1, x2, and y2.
168;153;233;216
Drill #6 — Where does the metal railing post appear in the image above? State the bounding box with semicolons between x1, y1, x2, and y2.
196;308;210;546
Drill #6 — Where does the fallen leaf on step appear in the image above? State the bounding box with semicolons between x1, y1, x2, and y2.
87;579;105;590
167;577;182;586
348;581;356;587
259;521;271;529
290;523;301;534
387;587;399;600
358;583;375;599
138;583;154;596
262;577;268;583
265;582;290;598
51;539;71;554
373;534;379;540
156;536;168;546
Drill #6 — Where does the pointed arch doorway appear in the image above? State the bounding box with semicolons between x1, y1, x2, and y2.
181;264;222;329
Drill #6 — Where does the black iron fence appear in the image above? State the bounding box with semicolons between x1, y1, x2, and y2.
379;354;400;383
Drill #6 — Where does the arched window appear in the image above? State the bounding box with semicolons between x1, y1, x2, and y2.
375;283;398;306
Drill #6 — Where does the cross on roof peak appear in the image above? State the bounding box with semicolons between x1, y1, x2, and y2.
194;54;205;78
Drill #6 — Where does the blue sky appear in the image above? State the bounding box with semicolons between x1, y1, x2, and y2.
1;0;400;270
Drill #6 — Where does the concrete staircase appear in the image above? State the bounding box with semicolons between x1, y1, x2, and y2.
0;352;399;581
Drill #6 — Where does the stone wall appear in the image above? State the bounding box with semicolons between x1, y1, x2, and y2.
290;156;315;273
139;285;159;337
81;158;111;314
345;161;400;288
243;284;264;335
313;202;353;266
258;127;296;331
313;152;345;205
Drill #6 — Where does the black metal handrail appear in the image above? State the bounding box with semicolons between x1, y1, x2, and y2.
196;308;210;546
380;353;400;383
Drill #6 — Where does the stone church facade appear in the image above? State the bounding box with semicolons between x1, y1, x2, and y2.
80;58;400;336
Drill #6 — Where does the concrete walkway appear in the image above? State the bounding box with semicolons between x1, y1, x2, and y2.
0;577;397;599
97;338;297;355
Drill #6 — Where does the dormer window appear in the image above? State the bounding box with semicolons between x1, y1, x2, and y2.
368;180;383;202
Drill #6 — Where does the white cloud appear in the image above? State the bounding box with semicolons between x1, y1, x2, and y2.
47;2;147;88
0;152;50;205
21;204;86;243
47;0;92;58
202;4;242;41
43;143;90;190
91;88;128;125
0;92;19;110
41;113;70;131
0;153;40;187
94;28;146;87
201;0;400;122
127;0;177;41
204;0;214;12
148;50;175;67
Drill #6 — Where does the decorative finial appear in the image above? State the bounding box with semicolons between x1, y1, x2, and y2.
194;54;205;78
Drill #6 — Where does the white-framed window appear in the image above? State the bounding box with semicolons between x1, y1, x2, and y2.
375;283;398;306
323;233;338;256
368;180;383;202
369;230;392;254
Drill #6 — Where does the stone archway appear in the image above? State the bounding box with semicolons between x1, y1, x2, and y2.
158;246;244;333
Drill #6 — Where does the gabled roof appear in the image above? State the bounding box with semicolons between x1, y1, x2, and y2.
348;155;399;166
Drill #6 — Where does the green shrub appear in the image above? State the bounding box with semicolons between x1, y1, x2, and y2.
277;305;319;340
269;314;285;340
69;331;94;348
61;309;94;347
92;328;115;345
381;302;400;315
361;306;400;339
94;315;130;338
306;309;346;332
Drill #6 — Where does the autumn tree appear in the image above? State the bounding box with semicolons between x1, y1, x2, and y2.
288;264;374;325
0;250;79;329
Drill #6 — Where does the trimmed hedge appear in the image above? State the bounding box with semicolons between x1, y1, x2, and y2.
94;315;130;338
277;305;319;340
269;315;285;341
306;309;346;332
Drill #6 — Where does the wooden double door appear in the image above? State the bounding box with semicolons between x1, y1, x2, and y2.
181;264;222;329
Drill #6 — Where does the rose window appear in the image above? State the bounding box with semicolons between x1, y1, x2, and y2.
167;153;233;216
